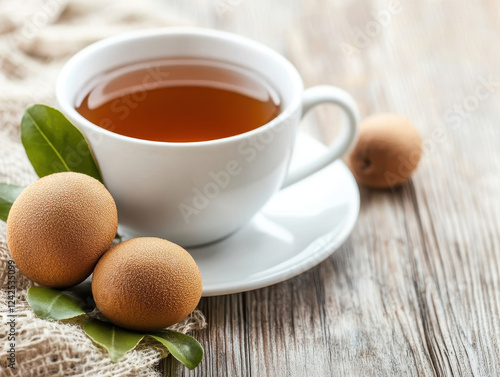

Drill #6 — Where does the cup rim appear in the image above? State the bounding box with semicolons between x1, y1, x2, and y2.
56;27;304;147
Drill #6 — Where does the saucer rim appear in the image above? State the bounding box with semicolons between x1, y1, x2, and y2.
200;160;360;297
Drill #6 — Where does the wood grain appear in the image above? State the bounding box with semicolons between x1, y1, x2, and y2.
163;0;500;375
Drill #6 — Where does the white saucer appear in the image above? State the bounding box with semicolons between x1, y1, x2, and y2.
188;132;360;297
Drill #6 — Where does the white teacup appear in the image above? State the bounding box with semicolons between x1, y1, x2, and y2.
56;28;359;247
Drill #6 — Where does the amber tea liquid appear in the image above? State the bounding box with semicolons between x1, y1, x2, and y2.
75;58;281;142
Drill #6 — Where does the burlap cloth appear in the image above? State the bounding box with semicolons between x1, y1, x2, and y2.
0;1;206;376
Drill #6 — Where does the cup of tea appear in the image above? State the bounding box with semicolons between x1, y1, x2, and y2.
56;28;359;247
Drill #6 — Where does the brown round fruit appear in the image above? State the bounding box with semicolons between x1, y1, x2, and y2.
7;172;118;288
347;113;422;188
91;237;203;331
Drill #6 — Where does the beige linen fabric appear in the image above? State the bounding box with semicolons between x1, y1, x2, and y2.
0;1;205;376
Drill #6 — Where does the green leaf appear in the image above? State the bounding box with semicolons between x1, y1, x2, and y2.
84;318;145;362
27;286;86;320
149;330;203;370
0;183;24;222
21;104;102;181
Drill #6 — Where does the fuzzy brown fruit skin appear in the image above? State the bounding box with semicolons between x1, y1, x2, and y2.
6;172;118;288
347;113;422;188
92;237;203;331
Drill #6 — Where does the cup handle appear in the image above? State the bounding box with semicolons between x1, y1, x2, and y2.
281;85;360;189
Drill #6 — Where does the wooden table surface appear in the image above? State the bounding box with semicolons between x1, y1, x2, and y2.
163;1;500;376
